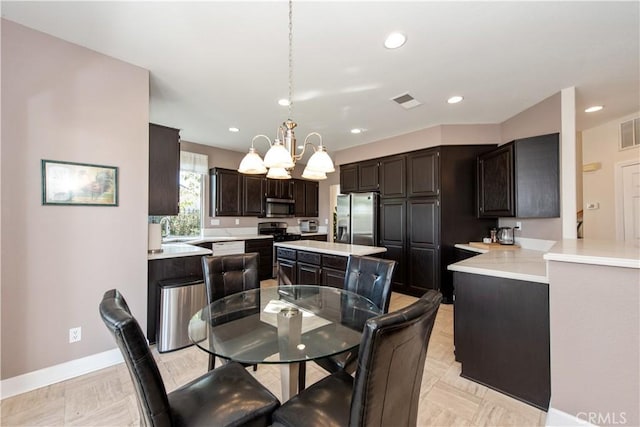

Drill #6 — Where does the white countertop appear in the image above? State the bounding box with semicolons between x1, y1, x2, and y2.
148;243;212;261
448;246;548;284
544;239;640;269
274;240;387;257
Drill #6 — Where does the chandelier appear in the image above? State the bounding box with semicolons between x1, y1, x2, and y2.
237;0;335;180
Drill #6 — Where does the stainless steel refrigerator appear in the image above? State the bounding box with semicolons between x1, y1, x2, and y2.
336;192;378;246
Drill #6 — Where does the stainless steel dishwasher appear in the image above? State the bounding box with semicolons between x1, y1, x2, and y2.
157;277;206;353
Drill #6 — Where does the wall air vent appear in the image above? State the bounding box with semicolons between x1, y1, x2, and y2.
391;93;422;110
620;117;640;150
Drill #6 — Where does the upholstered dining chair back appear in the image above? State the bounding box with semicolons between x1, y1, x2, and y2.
350;290;442;427
271;290;442;427
201;252;260;304
201;252;260;371
100;289;280;427
344;255;396;313
99;289;172;426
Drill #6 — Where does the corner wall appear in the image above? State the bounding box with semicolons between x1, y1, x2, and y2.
581;111;640;239
1;20;149;379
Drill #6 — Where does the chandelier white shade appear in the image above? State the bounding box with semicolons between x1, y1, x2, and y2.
236;0;334;181
237;147;267;174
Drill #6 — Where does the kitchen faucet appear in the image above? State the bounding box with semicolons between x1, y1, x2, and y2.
159;216;171;238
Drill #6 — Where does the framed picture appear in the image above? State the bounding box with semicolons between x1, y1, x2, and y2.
41;159;118;206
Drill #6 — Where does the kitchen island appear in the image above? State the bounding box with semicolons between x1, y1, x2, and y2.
274;240;387;287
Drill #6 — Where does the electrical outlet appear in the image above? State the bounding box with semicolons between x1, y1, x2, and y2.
69;327;81;343
210;219;220;226
235;218;240;225
516;221;522;231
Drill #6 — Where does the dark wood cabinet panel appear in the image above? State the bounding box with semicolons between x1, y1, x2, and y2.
380;155;406;198
380;199;407;292
277;258;296;285
408;149;439;197
340;164;358;193
408;198;438;246
266;179;293;199
514;134;560;218
454;272;550;410
382;244;404;291
210;168;241;216
149;123;180;215
407;246;438;293
304;234;328;242
293;179;306;217
245;238;274;280
242;175;265;216
304;181;319;217
322;267;345;288
478;144;515;217
297;262;321;285
358;160;379;191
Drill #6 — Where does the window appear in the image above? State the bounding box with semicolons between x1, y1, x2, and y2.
167;152;208;237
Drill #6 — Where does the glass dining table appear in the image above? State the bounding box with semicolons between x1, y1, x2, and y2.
188;285;381;401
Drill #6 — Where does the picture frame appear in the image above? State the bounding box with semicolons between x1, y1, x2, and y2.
41;159;118;206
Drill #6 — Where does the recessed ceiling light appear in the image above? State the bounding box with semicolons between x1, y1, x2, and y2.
229;127;239;132
585;105;604;113
278;99;290;106
350;128;362;134
384;32;406;49
447;95;464;104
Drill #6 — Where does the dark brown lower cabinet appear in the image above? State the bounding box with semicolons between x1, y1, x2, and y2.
245;238;274;280
454;272;550;410
276;247;349;287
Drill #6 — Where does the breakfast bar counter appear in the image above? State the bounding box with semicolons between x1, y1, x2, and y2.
273;240;387;257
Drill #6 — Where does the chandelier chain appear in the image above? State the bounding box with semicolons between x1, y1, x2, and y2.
287;0;293;120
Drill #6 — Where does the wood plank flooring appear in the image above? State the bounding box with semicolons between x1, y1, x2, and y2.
1;283;547;426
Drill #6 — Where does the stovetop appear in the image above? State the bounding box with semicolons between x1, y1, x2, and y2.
258;221;301;242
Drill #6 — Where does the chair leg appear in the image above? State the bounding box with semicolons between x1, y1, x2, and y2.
208;354;216;371
253;364;257;371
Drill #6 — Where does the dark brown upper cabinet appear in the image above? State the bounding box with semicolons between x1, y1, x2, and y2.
358;160;379;191
380;155;406;198
478;144;515;218
149;123;180;215
292;179;319;217
408;150;439;197
339;160;379;193
339;164;358;193
242;175;265;216
210;168;241;216
478;133;559;218
266;179;294;199
304;180;319;217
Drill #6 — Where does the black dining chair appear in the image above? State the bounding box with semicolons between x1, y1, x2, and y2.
99;289;280;427
202;252;260;371
314;255;396;375
272;290;442;427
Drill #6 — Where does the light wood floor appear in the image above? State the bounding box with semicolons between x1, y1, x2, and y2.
1;284;547;426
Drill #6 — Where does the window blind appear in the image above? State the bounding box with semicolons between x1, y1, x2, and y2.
180;151;209;174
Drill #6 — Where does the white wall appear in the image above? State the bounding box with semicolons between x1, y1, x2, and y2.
581;111;640;239
1;20;149;379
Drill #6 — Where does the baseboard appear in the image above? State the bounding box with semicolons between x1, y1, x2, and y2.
546;408;596;426
0;348;123;400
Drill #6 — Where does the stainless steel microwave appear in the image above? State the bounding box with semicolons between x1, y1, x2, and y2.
265;198;295;218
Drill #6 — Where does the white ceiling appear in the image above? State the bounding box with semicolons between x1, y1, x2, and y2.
2;1;639;158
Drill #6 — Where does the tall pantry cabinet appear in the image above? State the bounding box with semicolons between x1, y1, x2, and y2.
378;145;497;303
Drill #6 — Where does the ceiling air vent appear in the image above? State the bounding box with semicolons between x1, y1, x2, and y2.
391;93;422;110
620;117;640;150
